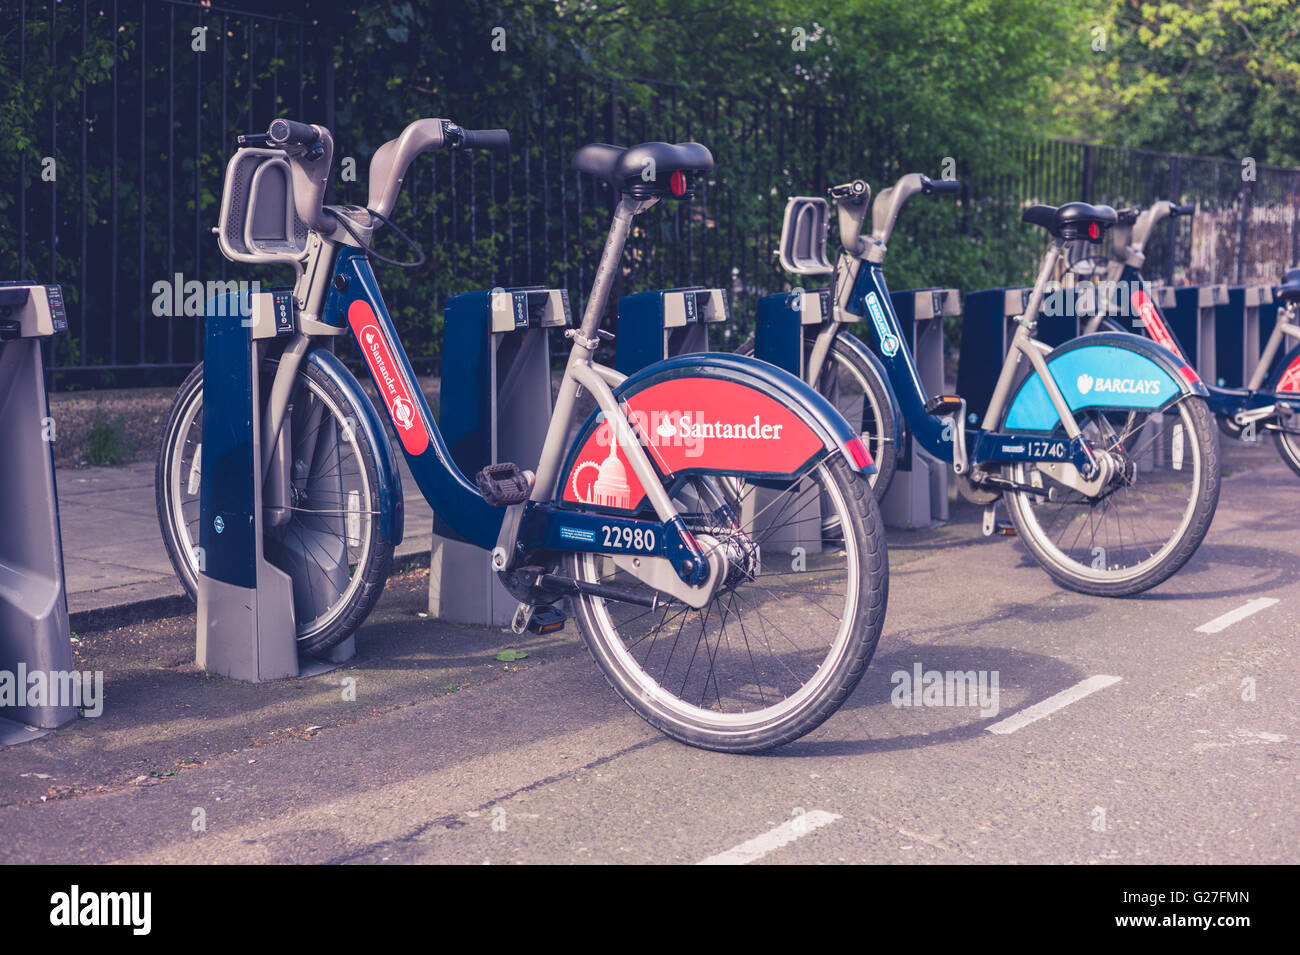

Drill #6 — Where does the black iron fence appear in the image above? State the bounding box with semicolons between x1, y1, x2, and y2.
5;0;1299;390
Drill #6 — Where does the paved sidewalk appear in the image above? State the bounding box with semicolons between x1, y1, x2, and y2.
57;457;434;622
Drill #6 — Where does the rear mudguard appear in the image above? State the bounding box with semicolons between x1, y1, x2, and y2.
832;330;905;449
1003;331;1207;432
1267;342;1300;395
304;346;405;546
558;352;873;514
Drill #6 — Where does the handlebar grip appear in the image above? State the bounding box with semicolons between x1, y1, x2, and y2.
459;128;511;150
1171;203;1195;217
922;176;960;196
268;118;320;148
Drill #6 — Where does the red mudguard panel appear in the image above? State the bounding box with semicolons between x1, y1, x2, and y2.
562;377;825;511
1279;354;1300;393
348;300;430;455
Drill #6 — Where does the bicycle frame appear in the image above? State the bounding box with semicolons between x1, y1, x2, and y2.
256;198;709;582
840;245;1102;477
795;176;1214;497
260;193;869;594
1082;261;1300;425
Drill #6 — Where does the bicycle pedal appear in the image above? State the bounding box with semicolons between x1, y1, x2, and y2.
511;601;533;635
925;394;963;416
528;605;567;634
995;522;1016;536
476;462;532;506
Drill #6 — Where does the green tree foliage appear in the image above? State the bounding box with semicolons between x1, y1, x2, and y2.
322;0;1095;328
1063;0;1300;165
4;0;1099;375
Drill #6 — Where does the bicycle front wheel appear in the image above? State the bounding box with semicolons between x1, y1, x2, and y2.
567;454;888;753
155;359;393;654
737;334;898;500
1002;396;1220;596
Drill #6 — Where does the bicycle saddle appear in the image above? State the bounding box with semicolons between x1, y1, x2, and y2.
572;141;714;194
1022;201;1118;241
1275;267;1300;302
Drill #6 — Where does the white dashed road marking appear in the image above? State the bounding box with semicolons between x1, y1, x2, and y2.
697;810;841;865
986;675;1123;735
1194;597;1279;634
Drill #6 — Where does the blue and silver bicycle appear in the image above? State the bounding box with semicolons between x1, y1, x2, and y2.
155;119;889;752
1077;202;1300;477
753;174;1221;596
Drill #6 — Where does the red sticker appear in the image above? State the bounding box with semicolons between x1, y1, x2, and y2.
563;377;824;510
347;300;429;455
1131;289;1183;359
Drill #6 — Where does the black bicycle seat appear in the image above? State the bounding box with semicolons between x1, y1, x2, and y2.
1275;267;1300;302
1022;201;1118;241
573;141;713;195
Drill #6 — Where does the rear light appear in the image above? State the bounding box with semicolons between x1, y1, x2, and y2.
1088;221;1100;240
1178;364;1201;385
845;437;873;471
669;170;687;196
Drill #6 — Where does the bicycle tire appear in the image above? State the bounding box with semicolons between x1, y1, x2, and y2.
566;454;888;753
155;360;393;654
1001;396;1220;596
736;334;899;500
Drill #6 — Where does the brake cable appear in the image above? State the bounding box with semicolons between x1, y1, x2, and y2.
325;205;427;268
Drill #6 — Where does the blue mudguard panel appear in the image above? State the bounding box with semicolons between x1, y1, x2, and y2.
1005;332;1202;432
305;347;405;547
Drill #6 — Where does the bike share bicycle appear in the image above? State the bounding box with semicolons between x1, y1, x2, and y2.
1076;201;1300;476
747;174;1220;596
155;118;889;752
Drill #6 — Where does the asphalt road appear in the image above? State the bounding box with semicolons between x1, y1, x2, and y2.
2;436;1297;865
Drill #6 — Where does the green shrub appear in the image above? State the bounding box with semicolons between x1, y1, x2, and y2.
85;414;132;466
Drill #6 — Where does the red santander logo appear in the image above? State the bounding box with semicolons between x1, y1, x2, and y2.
562;376;824;510
347;300;429;455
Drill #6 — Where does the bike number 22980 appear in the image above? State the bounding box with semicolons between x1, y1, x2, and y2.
602;525;656;551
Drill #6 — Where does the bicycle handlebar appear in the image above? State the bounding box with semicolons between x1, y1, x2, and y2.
268;118;321;149
829;173;959;261
233;117;513;233
455;127;511;150
830;179;869;202
922;176;960;196
1123;200;1196;260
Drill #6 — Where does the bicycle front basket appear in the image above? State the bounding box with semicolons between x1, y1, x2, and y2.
216;147;311;264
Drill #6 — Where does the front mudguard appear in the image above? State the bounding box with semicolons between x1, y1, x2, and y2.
832;330;905;449
304;346;404;546
1003;331;1207;433
557;352;872;514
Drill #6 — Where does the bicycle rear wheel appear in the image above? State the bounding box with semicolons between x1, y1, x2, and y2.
155;360;393;653
1002;396;1219;596
567;454;888;753
1273;373;1300;478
